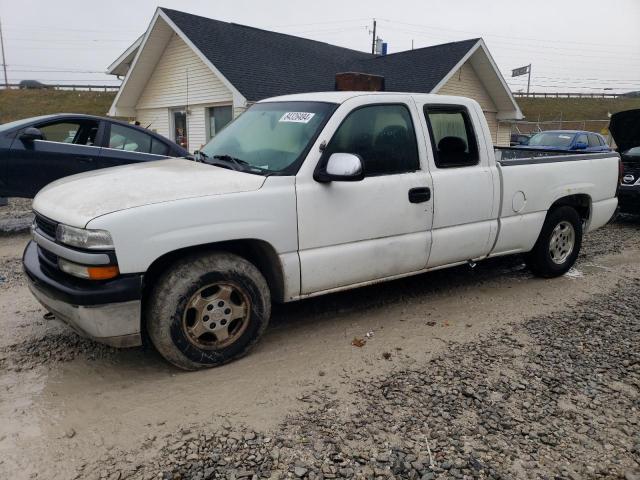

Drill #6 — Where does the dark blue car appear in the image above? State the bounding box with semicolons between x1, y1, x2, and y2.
0;114;189;198
516;130;610;153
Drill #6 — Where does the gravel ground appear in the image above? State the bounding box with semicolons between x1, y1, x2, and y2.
1;215;638;480
0;198;33;235
79;275;640;480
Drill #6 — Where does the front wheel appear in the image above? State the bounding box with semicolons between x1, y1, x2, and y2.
146;252;271;370
525;206;583;278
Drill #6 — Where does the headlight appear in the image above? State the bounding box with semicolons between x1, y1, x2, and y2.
56;224;114;250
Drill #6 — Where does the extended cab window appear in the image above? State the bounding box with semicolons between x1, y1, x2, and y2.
36;120;99;146
325;104;419;176
109;124;153;153
424;106;479;168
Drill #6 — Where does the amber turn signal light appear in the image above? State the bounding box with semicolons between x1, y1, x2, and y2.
87;265;120;280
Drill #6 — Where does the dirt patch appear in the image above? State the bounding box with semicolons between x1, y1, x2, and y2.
0;198;33;235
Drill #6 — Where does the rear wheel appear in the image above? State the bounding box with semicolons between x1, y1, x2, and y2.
525;206;582;278
146;252;271;370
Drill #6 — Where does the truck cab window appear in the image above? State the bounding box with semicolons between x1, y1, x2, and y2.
424;106;479;168
325;104;419;176
588;134;601;147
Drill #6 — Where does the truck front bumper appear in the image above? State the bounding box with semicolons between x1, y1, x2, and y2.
23;241;143;348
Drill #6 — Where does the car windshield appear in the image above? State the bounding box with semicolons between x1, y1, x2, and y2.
0;115;54;133
624;146;640;157
528;132;575;148
199;101;336;175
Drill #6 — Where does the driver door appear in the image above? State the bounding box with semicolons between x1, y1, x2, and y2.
295;96;434;295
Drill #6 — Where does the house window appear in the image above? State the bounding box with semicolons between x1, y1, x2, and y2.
207;106;233;140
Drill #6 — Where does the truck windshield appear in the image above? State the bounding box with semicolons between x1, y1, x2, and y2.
199;101;337;175
528;132;574;148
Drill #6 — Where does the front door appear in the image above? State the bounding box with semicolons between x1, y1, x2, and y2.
171;108;188;151
296;96;434;295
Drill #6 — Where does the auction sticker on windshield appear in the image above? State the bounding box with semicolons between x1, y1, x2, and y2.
279;112;316;123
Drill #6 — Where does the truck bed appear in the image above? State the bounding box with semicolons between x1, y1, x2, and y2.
490;147;619;256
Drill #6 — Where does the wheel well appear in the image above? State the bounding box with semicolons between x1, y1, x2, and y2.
142;240;286;303
549;194;591;223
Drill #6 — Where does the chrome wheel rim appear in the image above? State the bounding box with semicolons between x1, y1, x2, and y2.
182;282;250;350
549;221;575;265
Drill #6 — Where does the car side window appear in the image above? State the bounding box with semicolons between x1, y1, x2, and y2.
424;106;479;168
109;124;152;153
37;120;99;146
150;138;170;156
576;134;588;145
588;134;601;147
324;104;419;176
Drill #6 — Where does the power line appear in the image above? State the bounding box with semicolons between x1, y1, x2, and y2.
377;18;638;50
3;23;140;34
7;68;107;73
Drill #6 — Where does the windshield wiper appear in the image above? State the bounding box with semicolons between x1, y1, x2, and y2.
208;154;271;175
212;154;251;170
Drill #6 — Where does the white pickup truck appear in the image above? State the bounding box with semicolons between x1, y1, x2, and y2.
24;92;620;370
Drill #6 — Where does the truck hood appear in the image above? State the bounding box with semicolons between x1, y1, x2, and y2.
610;108;640;153
32;159;266;227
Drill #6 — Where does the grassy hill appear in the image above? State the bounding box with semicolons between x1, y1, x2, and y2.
517;97;640;121
0;89;116;124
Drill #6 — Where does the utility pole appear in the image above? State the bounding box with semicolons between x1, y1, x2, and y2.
526;63;531;96
0;18;8;88
370;19;376;55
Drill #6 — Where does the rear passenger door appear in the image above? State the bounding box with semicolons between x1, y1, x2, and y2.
99;122;172;167
418;103;499;268
6;118;102;197
296;97;434;294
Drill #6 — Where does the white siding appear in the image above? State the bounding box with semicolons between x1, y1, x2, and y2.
497;122;512;147
136;108;170;140
436;61;508;144
137;33;233;109
134;33;235;152
437;62;498;113
189;105;208;151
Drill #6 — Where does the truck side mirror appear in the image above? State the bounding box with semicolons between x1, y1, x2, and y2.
314;153;365;183
20;127;44;143
573;141;588;150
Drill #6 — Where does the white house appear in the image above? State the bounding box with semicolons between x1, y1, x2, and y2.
107;8;522;152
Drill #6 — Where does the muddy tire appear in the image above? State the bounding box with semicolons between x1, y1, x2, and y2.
146;252;271;370
525;206;582;278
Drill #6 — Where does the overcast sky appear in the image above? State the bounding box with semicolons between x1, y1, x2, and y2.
1;0;639;94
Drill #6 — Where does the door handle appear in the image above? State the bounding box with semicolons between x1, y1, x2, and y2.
78;156;94;163
408;187;431;203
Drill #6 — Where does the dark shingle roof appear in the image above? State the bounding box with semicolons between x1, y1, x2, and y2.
161;8;478;101
350;39;480;93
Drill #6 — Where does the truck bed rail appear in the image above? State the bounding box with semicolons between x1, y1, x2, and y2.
495;147;618;166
